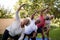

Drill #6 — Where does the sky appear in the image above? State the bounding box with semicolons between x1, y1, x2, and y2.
0;0;18;12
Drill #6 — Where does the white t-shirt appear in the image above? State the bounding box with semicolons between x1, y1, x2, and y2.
45;16;50;28
6;11;24;40
24;19;38;34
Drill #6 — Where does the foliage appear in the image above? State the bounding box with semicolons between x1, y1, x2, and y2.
50;18;60;28
14;0;46;18
0;7;13;18
14;0;60;18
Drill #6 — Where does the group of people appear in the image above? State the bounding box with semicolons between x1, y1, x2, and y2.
2;4;54;40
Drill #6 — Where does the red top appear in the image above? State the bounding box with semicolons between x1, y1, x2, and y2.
37;15;45;28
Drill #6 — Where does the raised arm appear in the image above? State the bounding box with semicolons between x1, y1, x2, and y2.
17;4;26;12
15;4;26;21
30;10;38;20
36;7;49;14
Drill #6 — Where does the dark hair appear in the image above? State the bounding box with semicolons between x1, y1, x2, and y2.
45;16;50;20
35;19;40;24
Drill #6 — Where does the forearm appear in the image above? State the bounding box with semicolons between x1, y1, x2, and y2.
31;14;34;18
38;7;49;14
31;11;37;20
17;4;26;12
15;11;19;21
18;33;24;40
17;6;21;12
32;32;37;38
37;22;43;27
15;5;22;21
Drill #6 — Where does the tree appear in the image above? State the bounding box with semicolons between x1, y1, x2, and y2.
14;0;60;18
0;7;13;18
44;0;60;18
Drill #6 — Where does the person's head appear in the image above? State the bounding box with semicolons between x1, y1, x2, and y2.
45;16;50;20
50;15;54;19
23;18;30;25
35;19;40;25
21;18;30;27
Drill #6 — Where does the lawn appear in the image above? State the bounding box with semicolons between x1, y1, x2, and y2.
0;28;60;40
50;28;60;40
37;27;60;40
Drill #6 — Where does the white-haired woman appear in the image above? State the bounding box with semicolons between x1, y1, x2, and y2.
2;4;30;40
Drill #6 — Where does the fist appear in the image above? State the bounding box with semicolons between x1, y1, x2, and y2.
20;4;26;7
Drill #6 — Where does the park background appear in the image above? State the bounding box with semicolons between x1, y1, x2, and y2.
0;0;60;40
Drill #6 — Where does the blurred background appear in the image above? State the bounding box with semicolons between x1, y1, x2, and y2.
0;0;60;40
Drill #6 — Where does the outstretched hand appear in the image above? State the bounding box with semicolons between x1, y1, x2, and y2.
17;4;26;12
20;4;26;7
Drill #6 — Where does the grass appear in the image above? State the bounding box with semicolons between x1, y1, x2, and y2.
50;28;60;40
37;27;60;40
0;28;60;40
